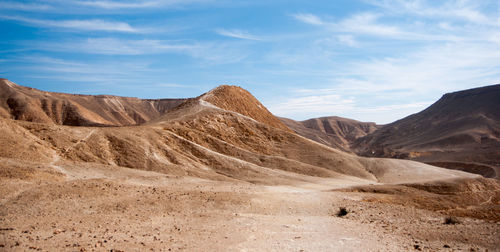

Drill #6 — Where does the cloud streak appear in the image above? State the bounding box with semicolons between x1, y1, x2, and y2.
71;0;213;9
72;0;163;9
215;29;262;41
365;0;499;26
292;13;324;25
41;38;197;55
0;15;139;32
293;12;408;38
0;2;53;11
29;38;249;64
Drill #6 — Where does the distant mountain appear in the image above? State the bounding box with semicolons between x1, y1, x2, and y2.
354;84;500;178
0;78;185;126
280;116;380;152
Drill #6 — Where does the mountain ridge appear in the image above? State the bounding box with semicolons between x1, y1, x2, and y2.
353;84;500;178
280;116;380;152
0;79;186;126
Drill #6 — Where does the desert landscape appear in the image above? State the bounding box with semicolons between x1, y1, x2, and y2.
0;78;499;251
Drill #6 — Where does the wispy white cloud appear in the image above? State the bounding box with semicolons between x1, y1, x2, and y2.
269;95;431;123
292;13;324;25
0;0;215;13
72;0;162;9
269;94;355;116
336;35;359;47
337;12;404;37
11;55;152;75
291;9;496;43
266;82;434;123
30;38;249;64
41;38;197;55
2;56;161;88
343;42;500;94
152;83;191;88
215;29;262;41
0;2;53;11
293;12;406;37
0;15;139;32
365;0;498;26
70;0;213;9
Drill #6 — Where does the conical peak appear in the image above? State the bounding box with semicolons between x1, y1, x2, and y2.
202;85;246;98
200;85;291;132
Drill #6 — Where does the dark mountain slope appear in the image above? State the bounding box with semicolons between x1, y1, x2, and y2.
354;84;500;178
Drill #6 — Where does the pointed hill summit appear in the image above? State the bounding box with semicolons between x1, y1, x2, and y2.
200;85;291;131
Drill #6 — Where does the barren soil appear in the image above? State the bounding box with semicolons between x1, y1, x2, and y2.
1;160;499;251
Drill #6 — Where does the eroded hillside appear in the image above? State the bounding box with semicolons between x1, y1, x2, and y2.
0;79;185;126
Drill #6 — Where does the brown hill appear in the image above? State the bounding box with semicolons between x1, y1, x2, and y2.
0;78;185;126
281;116;380;152
199;85;291;131
354;84;500;178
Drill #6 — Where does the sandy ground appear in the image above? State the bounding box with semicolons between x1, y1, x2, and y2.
1;160;499;252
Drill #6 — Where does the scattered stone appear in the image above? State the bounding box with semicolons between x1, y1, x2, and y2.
337;207;349;217
444;216;461;225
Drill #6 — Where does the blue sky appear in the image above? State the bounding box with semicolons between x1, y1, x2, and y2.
1;0;499;124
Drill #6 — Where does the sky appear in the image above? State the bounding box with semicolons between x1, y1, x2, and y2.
1;0;499;124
